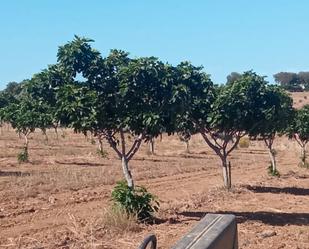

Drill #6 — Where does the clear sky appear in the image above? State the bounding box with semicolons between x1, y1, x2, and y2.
1;0;308;89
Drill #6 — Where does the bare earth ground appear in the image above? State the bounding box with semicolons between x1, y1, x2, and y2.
0;126;308;249
290;92;309;109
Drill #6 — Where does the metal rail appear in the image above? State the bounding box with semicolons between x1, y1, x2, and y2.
138;234;157;249
137;214;238;249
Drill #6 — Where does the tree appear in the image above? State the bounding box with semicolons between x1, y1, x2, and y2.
226;72;241;85
287;105;309;167
26;65;68;140
170;61;214;163
249;86;294;174
3;95;53;161
177;71;272;189
298;72;309;90
0;91;13;130
273;72;302;91
3;81;24;97
55;37;175;189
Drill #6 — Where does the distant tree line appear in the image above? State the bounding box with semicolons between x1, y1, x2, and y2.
227;71;309;91
273;72;309;91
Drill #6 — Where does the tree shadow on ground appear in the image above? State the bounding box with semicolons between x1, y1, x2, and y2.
133;157;176;163
281;171;309;179
161;153;216;160
245;185;309;196
0;171;30;177
55;160;107;167
178;211;309;226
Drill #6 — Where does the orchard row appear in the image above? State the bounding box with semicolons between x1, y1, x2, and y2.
0;36;308;191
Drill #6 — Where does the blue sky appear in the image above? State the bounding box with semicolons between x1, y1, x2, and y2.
1;0;308;89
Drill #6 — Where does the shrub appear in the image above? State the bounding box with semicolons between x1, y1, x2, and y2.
111;181;159;221
238;137;250;148
97;149;108;158
17;147;29;163
304;96;307;100
268;165;280;177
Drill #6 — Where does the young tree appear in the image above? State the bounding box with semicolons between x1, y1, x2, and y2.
26;65;67;140
56;37;175;189
287;105;309;167
249;86;294;174
3;96;53;161
177;71;272;189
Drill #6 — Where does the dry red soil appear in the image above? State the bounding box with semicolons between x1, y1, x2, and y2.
0;92;309;249
290;92;309;109
0;125;308;249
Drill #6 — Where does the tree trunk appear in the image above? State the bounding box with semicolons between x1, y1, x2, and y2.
148;138;155;155
264;138;276;173
44;132;48;144
185;141;190;153
98;137;103;153
301;144;307;166
24;134;28;146
267;146;277;172
24;133;29;153
228;161;232;189
54;127;59;140
221;156;231;189
121;156;134;189
61;128;65;138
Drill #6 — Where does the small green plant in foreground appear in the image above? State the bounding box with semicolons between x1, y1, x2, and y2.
17;147;29;163
268;165;280;177
111;181;159;222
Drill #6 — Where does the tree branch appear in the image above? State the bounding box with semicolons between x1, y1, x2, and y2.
127;136;143;161
227;135;241;156
200;131;222;157
208;131;224;149
105;132;122;159
294;134;304;147
119;128;126;156
126;134;143;158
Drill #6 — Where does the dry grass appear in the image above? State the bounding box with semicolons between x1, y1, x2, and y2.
65;207;140;248
101;207;141;233
4;166;117;199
